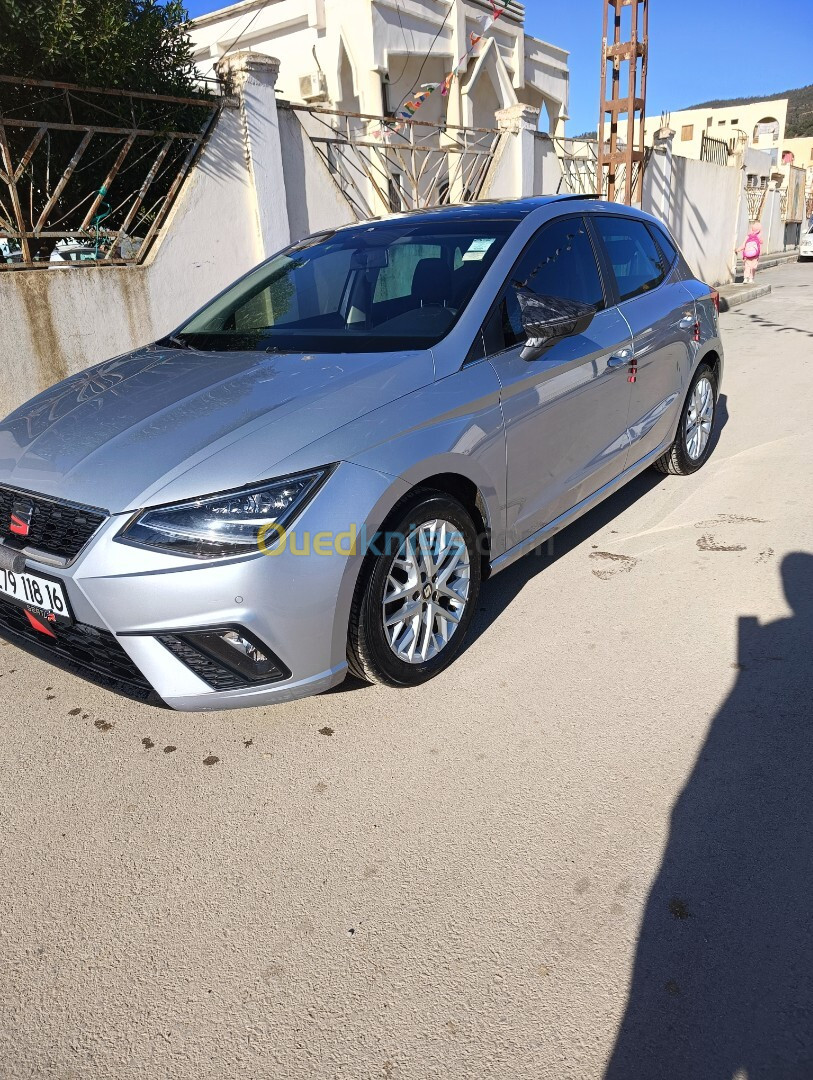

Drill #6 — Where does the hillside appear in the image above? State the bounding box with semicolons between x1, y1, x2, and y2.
683;84;813;138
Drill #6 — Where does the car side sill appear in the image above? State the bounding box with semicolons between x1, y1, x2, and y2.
489;442;670;576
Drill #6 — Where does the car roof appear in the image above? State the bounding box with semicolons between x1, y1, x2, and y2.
345;195;600;227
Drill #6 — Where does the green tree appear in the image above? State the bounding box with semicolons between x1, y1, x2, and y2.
0;0;197;95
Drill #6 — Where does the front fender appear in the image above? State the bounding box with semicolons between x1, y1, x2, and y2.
268;359;510;557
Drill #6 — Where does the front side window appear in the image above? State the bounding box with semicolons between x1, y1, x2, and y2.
593;216;667;302
483;216;604;355
176;221;513;353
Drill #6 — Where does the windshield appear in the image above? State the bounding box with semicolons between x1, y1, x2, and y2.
175;219;515;352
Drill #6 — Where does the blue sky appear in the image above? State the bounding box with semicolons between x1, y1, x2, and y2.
528;0;813;134
184;0;813;135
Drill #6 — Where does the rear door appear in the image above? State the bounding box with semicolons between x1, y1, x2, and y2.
479;214;634;547
591;214;696;465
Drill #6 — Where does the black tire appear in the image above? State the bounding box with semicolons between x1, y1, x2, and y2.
347;489;482;687
654;362;719;476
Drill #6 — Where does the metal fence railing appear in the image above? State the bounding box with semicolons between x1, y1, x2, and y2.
0;76;221;269
746;188;767;222
289;104;502;219
553;137;651;204
552;137;599;196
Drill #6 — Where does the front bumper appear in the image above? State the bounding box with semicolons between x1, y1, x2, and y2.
2;462;405;710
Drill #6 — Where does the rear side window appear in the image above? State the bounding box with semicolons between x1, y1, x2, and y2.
593;216;667;302
649;224;678;267
483;216;605;354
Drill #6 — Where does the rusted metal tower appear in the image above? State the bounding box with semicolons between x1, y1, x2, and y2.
597;0;649;204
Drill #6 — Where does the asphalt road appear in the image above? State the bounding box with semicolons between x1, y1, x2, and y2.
1;261;811;1079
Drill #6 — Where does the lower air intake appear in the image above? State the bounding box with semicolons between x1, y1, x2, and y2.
157;626;290;691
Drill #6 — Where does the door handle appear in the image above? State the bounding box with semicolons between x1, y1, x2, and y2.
607;349;633;369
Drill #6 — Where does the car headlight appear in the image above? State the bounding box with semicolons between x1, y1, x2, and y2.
118;468;331;557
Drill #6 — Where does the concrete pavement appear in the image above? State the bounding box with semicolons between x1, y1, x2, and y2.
0;261;811;1079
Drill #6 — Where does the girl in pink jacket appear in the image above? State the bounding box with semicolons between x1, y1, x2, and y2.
737;223;762;283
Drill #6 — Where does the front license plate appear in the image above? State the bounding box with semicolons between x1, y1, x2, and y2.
0;565;73;626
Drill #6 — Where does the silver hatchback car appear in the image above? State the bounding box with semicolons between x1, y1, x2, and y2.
0;197;723;710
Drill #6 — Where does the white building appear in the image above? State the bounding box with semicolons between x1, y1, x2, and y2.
189;0;570;135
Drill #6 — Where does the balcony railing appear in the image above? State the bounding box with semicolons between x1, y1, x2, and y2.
700;131;730;167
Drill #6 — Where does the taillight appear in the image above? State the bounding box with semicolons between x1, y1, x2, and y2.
710;289;720;313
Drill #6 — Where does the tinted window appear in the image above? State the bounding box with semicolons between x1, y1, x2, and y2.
177;222;512;352
594;216;666;302
483;216;604;354
649;224;678;267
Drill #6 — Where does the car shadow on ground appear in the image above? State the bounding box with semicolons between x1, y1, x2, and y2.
328;466;669;697
604;550;813;1076
467;393;729;650
468;466;666;646
332;394;729;694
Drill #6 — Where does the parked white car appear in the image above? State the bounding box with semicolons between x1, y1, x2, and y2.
50;240;97;263
0;239;22;264
800;224;813;261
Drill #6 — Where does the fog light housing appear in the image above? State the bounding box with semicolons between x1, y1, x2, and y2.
157;625;291;689
222;631;267;664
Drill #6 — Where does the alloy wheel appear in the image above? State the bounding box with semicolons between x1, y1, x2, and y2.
685;375;715;460
382;518;471;664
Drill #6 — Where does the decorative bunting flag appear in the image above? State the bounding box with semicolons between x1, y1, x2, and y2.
373;3;506;139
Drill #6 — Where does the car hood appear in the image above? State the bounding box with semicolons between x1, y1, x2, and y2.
0;345;434;512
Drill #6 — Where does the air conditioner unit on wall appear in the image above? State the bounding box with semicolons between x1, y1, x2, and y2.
299;72;328;102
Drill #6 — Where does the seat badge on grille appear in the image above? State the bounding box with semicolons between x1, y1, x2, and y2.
9;500;33;538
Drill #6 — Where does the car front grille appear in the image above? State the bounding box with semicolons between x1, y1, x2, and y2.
0;485;107;561
0;601;164;706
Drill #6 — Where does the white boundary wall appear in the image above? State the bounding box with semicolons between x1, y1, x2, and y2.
644;148;742;286
0;98;263;418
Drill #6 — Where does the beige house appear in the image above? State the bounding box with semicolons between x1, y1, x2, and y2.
188;0;569;134
783;136;813;167
782;137;813;218
614;97;799;168
612;96;812;224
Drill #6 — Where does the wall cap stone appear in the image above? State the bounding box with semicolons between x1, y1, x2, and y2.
496;103;541;133
217;50;280;84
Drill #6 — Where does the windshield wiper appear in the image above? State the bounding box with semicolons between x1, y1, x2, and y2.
156;333;211;354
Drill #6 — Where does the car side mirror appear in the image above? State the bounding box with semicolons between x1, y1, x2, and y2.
515;288;597;361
